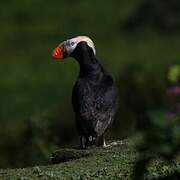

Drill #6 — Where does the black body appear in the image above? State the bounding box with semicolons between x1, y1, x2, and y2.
71;42;118;149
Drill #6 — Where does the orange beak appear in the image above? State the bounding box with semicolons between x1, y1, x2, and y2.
52;45;66;60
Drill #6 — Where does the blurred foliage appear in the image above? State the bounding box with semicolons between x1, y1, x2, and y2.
168;65;180;83
0;0;180;168
132;113;180;179
122;0;180;33
114;64;167;138
132;66;180;180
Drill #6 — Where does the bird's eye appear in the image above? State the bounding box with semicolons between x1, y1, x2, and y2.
71;42;75;46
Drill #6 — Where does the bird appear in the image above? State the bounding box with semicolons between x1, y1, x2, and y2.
52;36;118;149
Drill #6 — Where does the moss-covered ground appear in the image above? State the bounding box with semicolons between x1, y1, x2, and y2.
0;140;179;180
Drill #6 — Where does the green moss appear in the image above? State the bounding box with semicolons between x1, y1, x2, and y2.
0;140;179;180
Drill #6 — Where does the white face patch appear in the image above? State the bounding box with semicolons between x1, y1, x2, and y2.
63;36;96;56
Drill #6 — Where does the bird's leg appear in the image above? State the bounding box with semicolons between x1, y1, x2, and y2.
96;135;106;147
80;136;86;149
103;138;106;147
86;136;96;147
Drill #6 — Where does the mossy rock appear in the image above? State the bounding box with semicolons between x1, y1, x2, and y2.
51;141;126;164
0;140;179;180
51;148;91;164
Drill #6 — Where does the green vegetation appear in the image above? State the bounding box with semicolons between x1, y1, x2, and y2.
0;141;179;179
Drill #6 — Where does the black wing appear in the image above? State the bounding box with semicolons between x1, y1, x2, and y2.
72;75;118;137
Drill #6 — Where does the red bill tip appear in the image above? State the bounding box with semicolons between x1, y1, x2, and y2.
52;47;64;59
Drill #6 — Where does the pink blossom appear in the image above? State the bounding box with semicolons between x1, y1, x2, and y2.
165;112;176;119
176;103;180;113
167;86;180;96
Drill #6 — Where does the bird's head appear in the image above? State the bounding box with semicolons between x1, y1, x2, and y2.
52;36;96;60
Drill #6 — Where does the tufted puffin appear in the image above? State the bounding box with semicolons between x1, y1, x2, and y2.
52;36;118;149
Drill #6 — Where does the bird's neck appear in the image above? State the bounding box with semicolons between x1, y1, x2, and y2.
78;56;102;77
71;42;103;76
74;49;101;76
80;63;102;77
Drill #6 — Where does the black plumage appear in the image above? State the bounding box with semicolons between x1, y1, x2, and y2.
70;41;118;149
